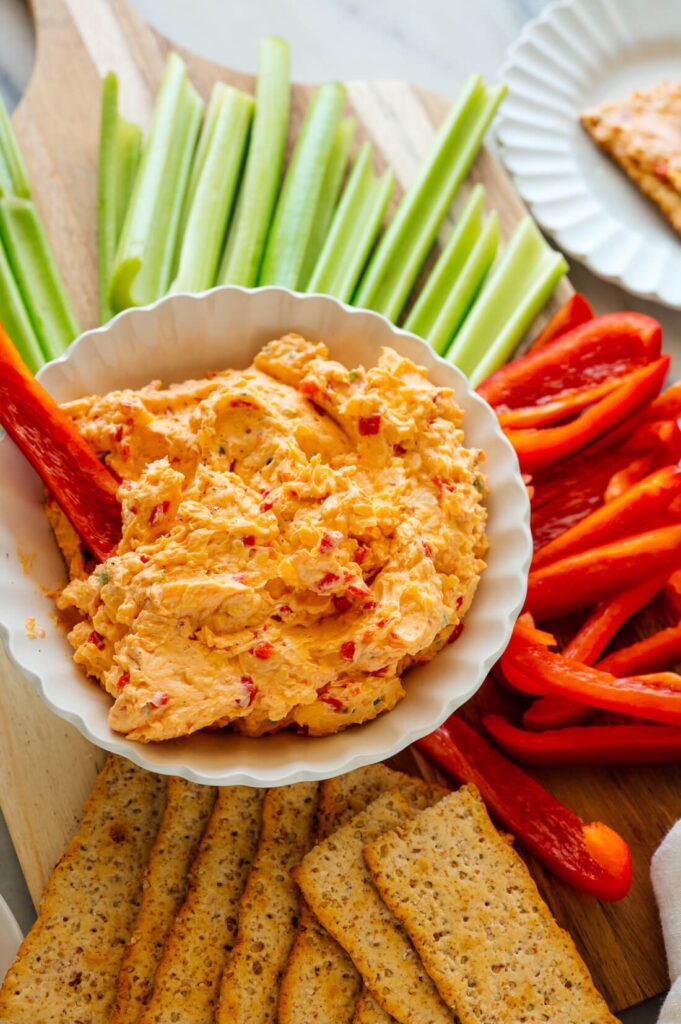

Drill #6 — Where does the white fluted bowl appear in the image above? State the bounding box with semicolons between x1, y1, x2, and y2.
0;287;530;786
497;0;681;307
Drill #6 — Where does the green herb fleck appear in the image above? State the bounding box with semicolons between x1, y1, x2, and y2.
349;370;358;381
99;570;109;584
373;696;383;706
474;476;486;494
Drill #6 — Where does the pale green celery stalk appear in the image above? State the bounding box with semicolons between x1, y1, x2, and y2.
0;197;80;360
299;116;355;288
109;53;203;313
258;81;346;288
171;86;254;294
354;77;506;321
424;211;499;355
445;216;568;383
0;94;30;198
404;184;485;338
308;143;394;301
219;37;290;286
98;72;143;323
0;235;44;372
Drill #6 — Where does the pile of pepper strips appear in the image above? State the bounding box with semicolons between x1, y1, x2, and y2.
416;294;681;902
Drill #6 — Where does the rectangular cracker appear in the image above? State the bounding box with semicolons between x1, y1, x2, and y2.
111;778;217;1024
0;756;165;1024
216;782;318;1023
278;765;414;1024
364;784;619;1024
293;789;452;1024
353;989;395;1024
139;785;264;1024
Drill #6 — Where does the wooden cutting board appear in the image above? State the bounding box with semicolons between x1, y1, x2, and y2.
1;0;678;1014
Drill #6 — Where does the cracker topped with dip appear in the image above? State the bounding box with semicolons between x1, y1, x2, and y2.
49;334;487;742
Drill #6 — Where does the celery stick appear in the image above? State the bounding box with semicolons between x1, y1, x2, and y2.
0;94;30;198
219;37;290;287
109;53;203;313
0;197;80;360
308;143;394;302
445;217;568;382
0;235;44;372
354;77;506;321
425;211;499;355
404;184;485;338
299;116;355;288
258;82;346;289
468;252;568;387
98;72;143;323
171;86;254;294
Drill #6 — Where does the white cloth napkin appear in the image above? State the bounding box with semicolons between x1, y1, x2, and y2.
652;822;681;1024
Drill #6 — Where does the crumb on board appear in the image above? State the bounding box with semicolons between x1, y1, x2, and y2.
25;617;46;640
17;546;36;575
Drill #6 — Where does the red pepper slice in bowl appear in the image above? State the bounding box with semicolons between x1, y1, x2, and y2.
0;322;122;562
415;715;632;901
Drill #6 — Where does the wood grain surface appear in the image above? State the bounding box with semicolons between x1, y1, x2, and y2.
0;0;676;1015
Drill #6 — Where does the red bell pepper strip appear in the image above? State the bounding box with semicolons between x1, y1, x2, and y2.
597;622;681;677
522;575;670;730
0;322;121;563
528;292;594;351
532;465;681;569
496;379;621;430
506;356;669;475
525;525;681;620
415;715;632;901
483;714;681;767
502;630;681;726
663;570;681;620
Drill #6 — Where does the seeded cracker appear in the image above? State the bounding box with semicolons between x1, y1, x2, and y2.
0;756;165;1024
293;789;452;1024
364;785;618;1024
353;989;396;1024
278;765;416;1024
139;786;263;1024
111;779;217;1024
216;782;318;1023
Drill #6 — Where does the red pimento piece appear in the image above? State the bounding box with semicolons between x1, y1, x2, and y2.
139;554;150;564
147;691;169;708
319;531;342;554
242;535;256;547
261;498;274;512
88;630;106;650
333;595;352;613
393;443;406;455
340;640;356;661
112;425;124;443
359;414;381;436
447;622;464;644
117;672;129;690
277;604;293;615
319;571;340;590
120;442;131;459
319;684;344;711
252;640;275;660
299;379;319;397
422;540;433;558
149;500;170;526
355;543;369;565
237;675;257;709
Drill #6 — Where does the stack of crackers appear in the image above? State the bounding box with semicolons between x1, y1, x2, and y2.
0;755;618;1024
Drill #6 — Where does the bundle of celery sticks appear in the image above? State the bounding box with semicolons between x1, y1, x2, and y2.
0;37;567;386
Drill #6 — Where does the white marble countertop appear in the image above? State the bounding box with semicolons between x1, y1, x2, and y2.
0;1;676;1019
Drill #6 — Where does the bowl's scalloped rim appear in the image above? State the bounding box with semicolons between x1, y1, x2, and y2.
0;285;531;786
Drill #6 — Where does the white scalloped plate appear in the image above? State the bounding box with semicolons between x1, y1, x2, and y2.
0;894;23;982
0;287;530;786
497;0;681;307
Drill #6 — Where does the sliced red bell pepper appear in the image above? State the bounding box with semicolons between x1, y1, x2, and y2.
506;357;669;475
483;714;681;767
0;321;121;562
528;293;594;351
532;465;681;569
496;379;621;430
415;716;632;900
523;696;594;731
502;629;681;727
479;311;660;415
662;570;681;620
597;622;681;677
525;525;681;620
